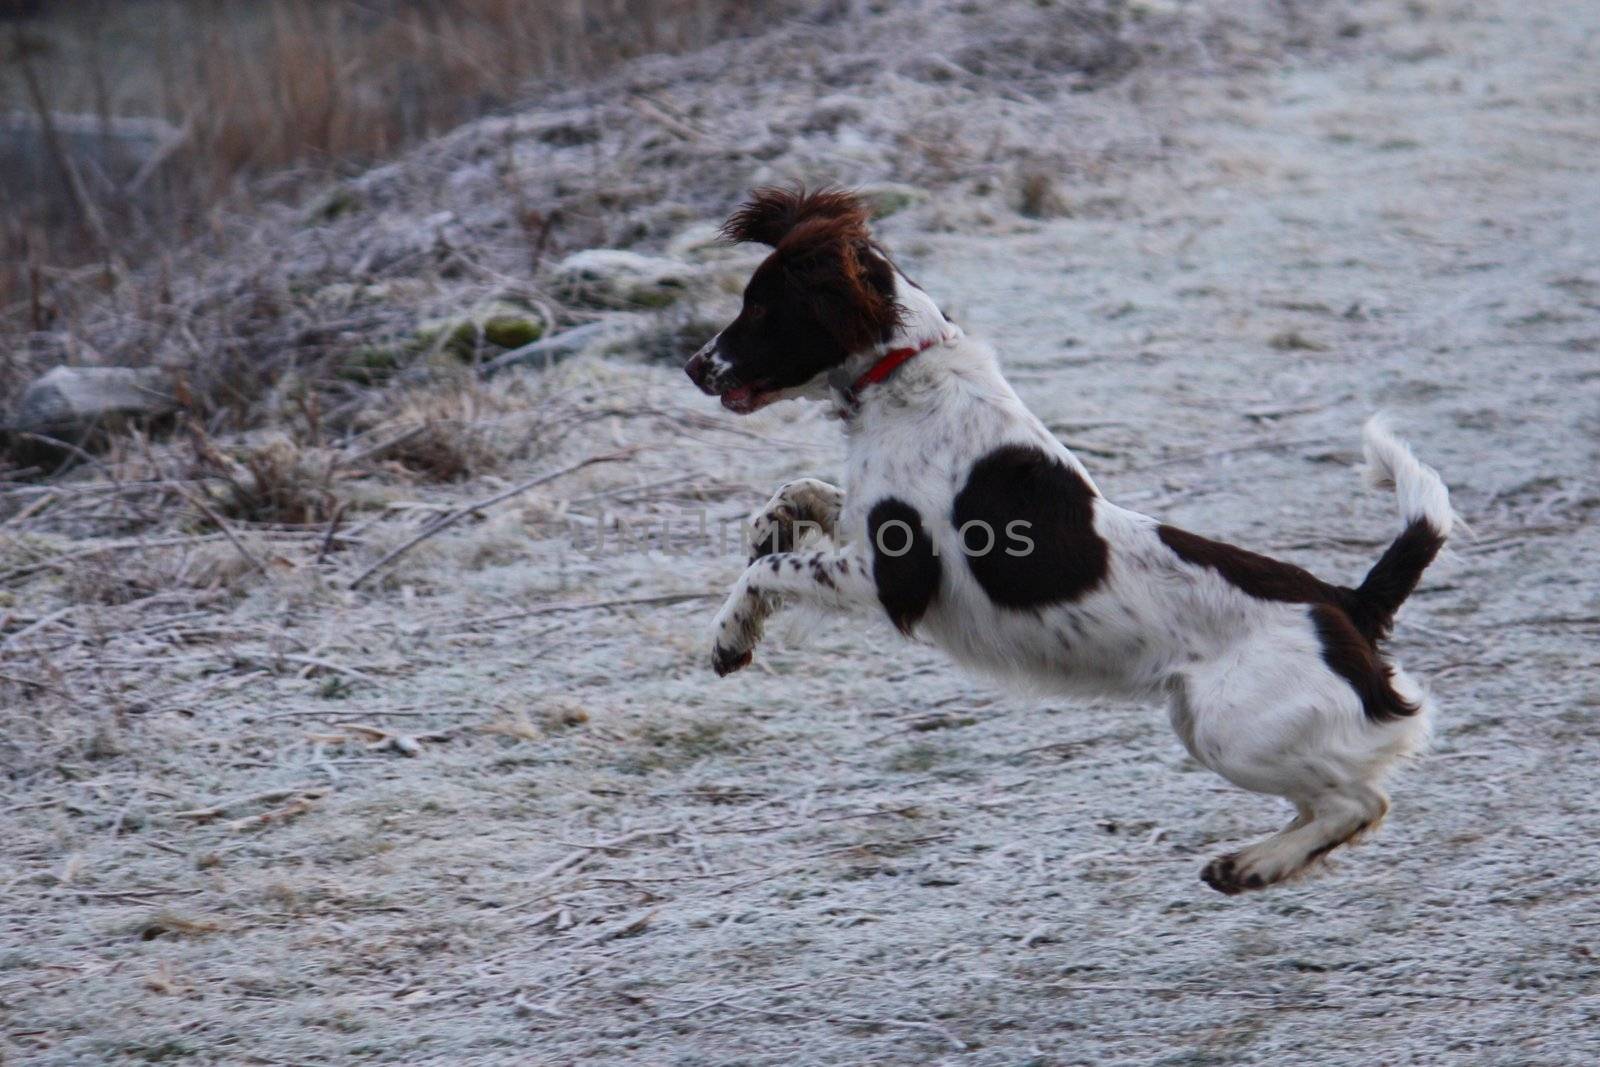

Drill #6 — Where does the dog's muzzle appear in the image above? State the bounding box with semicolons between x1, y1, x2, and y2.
684;336;777;414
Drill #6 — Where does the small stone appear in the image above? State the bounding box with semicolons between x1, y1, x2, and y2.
1268;330;1330;352
11;366;178;437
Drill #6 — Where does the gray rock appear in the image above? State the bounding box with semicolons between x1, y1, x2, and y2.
11;366;178;436
552;249;695;309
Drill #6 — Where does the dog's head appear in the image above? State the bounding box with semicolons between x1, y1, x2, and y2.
685;186;903;413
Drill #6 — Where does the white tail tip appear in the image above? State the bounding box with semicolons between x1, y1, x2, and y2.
1361;414;1453;538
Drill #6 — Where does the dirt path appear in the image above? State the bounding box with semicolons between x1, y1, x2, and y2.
5;1;1599;1063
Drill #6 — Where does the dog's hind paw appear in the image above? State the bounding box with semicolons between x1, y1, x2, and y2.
1200;853;1266;895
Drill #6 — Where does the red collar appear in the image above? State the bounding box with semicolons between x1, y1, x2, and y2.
847;336;944;402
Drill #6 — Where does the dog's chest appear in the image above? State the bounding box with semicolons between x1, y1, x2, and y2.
839;427;960;543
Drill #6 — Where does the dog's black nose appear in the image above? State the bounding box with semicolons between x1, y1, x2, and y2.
684;343;718;394
684;350;708;384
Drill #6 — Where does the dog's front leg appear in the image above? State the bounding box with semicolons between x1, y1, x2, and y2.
710;547;876;676
748;478;845;560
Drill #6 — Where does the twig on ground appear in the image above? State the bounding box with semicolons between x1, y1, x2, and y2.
349;447;638;589
1122;435;1336;474
1402;620;1473;646
176;487;268;576
170;784;324;821
315;501;347;565
0;532;318;585
259;706;491;721
306;722;452;756
577;907;658;947
344;425;430;466
1;606;77;651
460;591;720;630
501;827;682;909
0;490;56;528
697;804;923;836
226;792;325;832
0;671;71;698
277;653;388;689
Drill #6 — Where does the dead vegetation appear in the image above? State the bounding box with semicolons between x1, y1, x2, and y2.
0;0;782;320
0;0;1340;443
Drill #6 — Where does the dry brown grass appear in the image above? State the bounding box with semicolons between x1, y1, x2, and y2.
184;0;746;191
0;0;774;316
188;430;344;527
364;385;519;484
0;0;1185;446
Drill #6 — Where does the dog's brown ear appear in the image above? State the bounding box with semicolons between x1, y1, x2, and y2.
777;217;904;351
721;184;869;247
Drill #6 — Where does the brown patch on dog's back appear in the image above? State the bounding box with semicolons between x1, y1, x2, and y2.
1157;525;1344;606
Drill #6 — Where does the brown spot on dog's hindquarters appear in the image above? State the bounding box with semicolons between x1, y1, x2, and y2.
1158;522;1424;723
1158;523;1343;606
1309;604;1418;722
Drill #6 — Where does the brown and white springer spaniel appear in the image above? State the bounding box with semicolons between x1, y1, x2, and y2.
685;186;1453;894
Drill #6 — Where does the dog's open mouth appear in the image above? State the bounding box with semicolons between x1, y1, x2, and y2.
720;383;781;414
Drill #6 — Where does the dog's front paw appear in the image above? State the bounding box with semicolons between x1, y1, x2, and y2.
747;479;837;562
749;499;809;561
708;586;765;677
748;503;797;561
712;643;754;677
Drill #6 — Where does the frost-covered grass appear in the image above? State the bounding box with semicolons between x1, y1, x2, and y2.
5;0;1600;1063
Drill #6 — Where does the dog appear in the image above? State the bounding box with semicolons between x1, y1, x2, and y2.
684;186;1453;894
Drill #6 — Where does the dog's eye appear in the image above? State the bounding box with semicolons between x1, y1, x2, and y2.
747;303;767;322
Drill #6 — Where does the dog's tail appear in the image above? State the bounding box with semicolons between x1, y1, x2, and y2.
1343;416;1453;643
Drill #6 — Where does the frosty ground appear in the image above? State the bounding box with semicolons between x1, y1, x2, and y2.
4;0;1599;1063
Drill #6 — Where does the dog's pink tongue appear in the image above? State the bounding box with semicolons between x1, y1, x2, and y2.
721;386;758;414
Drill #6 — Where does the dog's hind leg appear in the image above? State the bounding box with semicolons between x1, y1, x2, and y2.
1200;784;1389;894
1173;636;1426;894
